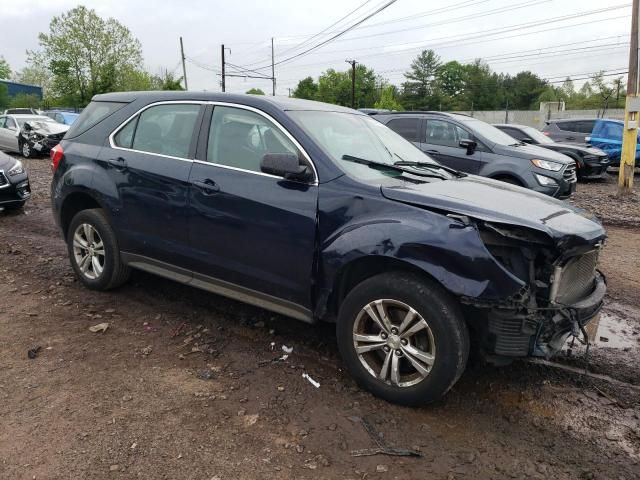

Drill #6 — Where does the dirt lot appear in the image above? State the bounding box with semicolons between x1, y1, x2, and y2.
1;158;639;480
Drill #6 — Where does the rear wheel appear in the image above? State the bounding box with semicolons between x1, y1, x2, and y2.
67;209;130;290
336;272;469;406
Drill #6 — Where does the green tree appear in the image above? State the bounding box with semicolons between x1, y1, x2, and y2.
9;93;41;108
292;77;318;100
0;57;11;79
435;61;467;110
374;85;403;111
315;64;379;108
246;88;265;95
505;71;548;109
28;5;144;107
402;50;441;109
0;83;9;110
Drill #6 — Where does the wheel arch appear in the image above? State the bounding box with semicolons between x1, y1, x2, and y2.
59;190;109;239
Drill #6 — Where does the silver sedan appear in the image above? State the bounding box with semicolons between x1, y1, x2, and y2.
0;114;55;154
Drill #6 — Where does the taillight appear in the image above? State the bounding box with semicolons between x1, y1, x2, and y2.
50;144;64;173
542;131;550;136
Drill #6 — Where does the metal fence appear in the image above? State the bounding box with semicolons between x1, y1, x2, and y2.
451;108;625;129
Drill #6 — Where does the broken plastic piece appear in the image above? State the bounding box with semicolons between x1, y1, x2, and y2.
282;345;293;354
88;322;109;333
302;373;320;388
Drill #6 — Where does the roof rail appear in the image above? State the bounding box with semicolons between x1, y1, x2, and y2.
376;110;473;118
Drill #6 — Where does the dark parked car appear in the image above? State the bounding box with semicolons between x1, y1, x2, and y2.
51;92;606;406
0;151;31;210
375;112;577;198
541;118;596;144
493;123;610;179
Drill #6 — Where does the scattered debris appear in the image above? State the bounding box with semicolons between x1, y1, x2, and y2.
88;322;109;333
197;370;216;381
282;345;293;354
141;345;153;356
243;414;259;427
171;321;186;337
130;442;137;449
302;373;320;388
109;464;119;471
376;464;389;473
349;416;422;458
277;386;285;392
27;346;41;359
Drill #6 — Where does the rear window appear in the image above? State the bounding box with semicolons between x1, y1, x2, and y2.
66;101;127;137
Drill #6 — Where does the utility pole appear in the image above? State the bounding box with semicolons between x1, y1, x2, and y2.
346;59;356;109
221;44;226;92
271;38;276;96
179;37;188;90
619;0;639;193
288;88;292;97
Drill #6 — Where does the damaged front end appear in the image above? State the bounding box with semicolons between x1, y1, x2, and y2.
20;121;68;155
466;220;606;361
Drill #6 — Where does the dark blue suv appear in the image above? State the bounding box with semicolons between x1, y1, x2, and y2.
51;92;606;406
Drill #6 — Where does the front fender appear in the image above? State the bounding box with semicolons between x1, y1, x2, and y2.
320;212;526;306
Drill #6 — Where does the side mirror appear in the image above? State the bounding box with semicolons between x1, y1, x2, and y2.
459;139;477;155
521;137;533;144
260;153;313;182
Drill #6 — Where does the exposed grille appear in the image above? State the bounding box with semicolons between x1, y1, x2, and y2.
488;315;537;356
0;172;7;187
563;164;577;183
554;250;599;305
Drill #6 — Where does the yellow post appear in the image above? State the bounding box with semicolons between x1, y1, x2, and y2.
619;0;639;194
618;96;638;192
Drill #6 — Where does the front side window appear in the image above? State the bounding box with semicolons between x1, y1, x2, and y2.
117;104;200;158
207;106;299;173
6;117;17;129
386;117;420;143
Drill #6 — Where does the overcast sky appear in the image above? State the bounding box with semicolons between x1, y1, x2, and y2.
1;0;632;95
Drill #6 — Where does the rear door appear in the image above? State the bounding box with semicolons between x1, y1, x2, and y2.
101;101;204;266
384;117;423;148
421;118;486;174
187;104;318;311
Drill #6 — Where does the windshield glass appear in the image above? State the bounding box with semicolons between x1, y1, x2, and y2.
521;125;554;144
290;111;441;181
459;118;522;145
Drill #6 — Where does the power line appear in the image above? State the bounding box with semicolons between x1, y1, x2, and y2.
237;0;399;72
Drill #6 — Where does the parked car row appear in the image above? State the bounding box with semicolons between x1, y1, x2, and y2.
542;117;640;166
50;92;606;406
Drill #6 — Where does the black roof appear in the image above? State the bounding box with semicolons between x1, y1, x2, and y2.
92;91;360;114
371;110;472;118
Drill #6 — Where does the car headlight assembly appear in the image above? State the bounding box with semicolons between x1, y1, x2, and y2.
7;160;25;177
534;173;558;186
531;159;563;171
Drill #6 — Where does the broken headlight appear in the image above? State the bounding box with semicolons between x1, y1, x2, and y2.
7;160;25;177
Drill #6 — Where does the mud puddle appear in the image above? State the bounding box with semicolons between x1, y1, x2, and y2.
590;303;640;351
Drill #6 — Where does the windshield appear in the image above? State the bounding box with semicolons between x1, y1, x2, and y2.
289;111;440;181
520;125;554;144
459;118;522;146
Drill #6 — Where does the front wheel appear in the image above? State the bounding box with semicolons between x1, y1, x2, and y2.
21;141;35;159
337;272;469;406
67;208;130;290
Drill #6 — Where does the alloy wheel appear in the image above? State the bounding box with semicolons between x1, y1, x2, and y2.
353;299;436;388
22;143;31;158
72;223;105;280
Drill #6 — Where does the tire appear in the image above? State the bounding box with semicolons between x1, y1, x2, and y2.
21;141;35;159
66;208;130;290
336;272;469;406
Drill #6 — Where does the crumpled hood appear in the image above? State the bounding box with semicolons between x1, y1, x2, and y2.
381;175;605;244
23;121;69;136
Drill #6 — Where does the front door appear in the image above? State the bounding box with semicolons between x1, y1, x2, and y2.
422;119;485;174
187;105;318;310
99;102;203;266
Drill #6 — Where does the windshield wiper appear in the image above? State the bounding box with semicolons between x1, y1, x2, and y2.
392;161;466;178
341;155;448;180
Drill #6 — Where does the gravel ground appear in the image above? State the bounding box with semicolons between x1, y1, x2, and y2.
0;158;639;480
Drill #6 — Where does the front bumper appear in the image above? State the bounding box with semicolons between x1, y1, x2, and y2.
0;172;31;206
485;271;606;359
579;156;610;179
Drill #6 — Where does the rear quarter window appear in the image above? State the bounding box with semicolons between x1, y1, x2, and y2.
385;117;420;143
66;101;128;138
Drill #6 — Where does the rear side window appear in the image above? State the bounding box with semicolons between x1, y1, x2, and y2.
425;119;459;147
556;121;577;132
500;127;525;141
574;120;596;134
114;104;200;158
386;117;420;142
67;101;127;137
